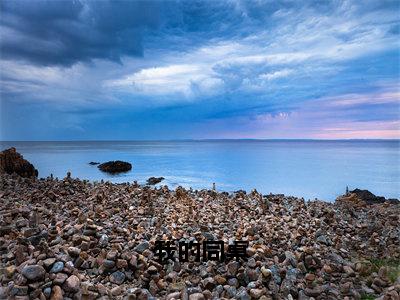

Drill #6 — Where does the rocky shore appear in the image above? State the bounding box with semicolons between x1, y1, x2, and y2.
0;148;38;178
0;173;399;300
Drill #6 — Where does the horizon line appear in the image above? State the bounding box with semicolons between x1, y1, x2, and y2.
1;138;399;143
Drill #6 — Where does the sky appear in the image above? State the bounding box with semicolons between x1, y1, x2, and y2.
0;0;399;140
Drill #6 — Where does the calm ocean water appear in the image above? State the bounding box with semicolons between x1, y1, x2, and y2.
1;140;399;201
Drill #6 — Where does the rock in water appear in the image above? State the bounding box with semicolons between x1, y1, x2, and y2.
98;160;132;173
0;147;38;177
88;161;100;165
147;176;165;185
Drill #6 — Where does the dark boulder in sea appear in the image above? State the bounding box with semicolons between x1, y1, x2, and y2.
146;176;164;185
98;161;132;173
89;161;100;165
0;147;38;178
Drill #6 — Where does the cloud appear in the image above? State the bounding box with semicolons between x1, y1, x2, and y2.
103;0;399;102
326;90;400;107
0;0;399;140
0;0;161;66
198;85;400;139
259;69;294;81
105;64;223;97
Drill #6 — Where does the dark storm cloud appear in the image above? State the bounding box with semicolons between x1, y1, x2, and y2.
0;0;297;66
0;0;161;66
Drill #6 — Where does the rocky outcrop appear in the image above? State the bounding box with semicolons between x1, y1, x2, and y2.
88;161;100;165
98;160;132;173
350;188;387;204
146;176;164;185
336;188;398;207
0;147;38;177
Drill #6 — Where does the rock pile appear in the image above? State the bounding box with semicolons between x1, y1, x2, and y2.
0;174;399;299
0;147;38;178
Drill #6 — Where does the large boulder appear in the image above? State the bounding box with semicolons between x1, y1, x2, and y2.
98;161;132;173
0;147;38;177
350;189;386;204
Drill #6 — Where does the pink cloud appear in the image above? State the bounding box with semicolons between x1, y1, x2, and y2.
196;85;400;139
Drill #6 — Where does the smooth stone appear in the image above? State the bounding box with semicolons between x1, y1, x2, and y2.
21;265;46;281
227;278;239;287
247;258;256;268
50;285;63;300
323;264;333;274
148;265;158;274
261;266;272;278
110;271;125;284
67;246;81;257
285;251;298;267
202;232;216;240
53;273;68;285
214;275;227;285
43;287;51;298
43;258;56;268
116;259;128;269
227;261;239;276
134;241;149;253
202;277;215;291
5;265;16;277
246;268;259;281
343;266;355;276
305;273;315;281
10;285;28;296
102;259;115;270
269;265;281;284
99;234;109;247
250;288;265;299
63;275;80;293
50;261;64;273
166;292;181;300
225;286;237;298
189;293;205;300
236;287;251;300
316;235;329;245
304;287;323;297
111;286;122;296
27;231;48;246
106;250;118;260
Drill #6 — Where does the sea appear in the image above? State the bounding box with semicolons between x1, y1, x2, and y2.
1;140;399;202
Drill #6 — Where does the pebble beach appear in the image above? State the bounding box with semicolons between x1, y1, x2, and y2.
1;172;399;300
